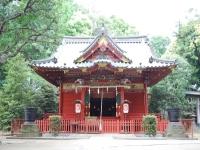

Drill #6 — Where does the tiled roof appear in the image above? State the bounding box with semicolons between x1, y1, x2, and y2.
31;34;176;69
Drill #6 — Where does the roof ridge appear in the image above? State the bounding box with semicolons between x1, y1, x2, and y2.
112;35;148;39
32;57;57;65
63;35;148;39
149;56;177;64
106;35;126;53
63;36;95;39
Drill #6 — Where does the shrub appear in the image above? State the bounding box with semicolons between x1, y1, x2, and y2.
142;114;157;136
49;115;61;136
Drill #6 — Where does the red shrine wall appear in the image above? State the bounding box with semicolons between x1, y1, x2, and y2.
62;91;82;119
124;91;147;118
60;89;148;120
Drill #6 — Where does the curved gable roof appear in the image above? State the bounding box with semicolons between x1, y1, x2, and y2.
31;32;176;69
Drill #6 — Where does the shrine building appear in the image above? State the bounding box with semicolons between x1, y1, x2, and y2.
31;28;177;133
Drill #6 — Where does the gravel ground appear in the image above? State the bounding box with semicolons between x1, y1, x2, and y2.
1;134;200;150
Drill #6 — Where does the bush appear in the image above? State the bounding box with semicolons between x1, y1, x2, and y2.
142;114;157;136
49;115;61;136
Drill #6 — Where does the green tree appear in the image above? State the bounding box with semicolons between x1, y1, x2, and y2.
0;64;5;86
149;36;170;57
149;52;193;113
175;19;200;85
64;10;93;36
95;16;138;36
32;84;58;119
0;54;32;130
64;11;138;36
0;54;57;130
0;0;77;63
149;12;200;114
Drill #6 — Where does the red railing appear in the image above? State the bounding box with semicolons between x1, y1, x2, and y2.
11;118;168;135
157;119;168;133
35;118;168;134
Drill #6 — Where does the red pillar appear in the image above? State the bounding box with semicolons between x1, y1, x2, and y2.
59;83;63;115
120;87;125;120
80;88;86;120
144;83;148;114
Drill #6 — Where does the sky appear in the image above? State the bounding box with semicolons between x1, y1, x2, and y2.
75;0;200;37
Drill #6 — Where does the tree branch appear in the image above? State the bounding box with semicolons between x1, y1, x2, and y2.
0;0;36;35
0;40;28;64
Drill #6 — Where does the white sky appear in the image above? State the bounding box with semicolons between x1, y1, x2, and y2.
75;0;200;37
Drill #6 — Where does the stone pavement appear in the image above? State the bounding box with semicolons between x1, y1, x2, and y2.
1;134;200;150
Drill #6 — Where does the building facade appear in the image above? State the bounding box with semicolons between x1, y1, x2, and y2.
31;29;176;133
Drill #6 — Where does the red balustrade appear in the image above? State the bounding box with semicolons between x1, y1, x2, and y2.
11;117;168;135
35;118;168;134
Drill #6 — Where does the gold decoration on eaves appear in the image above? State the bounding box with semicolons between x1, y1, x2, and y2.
81;68;87;72
62;83;144;91
118;68;124;72
98;63;107;68
98;37;108;46
64;69;69;74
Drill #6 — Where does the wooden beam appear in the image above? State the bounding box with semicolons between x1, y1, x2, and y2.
59;83;63;115
144;83;148;114
120;87;125;120
80;88;86;120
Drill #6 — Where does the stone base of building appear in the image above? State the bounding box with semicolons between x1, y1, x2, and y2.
165;122;187;138
20;122;41;137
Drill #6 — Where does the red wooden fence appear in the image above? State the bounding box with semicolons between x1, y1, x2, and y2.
12;118;168;135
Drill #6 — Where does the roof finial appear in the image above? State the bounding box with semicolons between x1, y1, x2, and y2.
100;24;106;35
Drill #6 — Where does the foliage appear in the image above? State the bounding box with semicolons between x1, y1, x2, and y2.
65;10;138;36
149;36;170;57
0;54;57;130
95;16;138;36
149;13;200;114
0;54;32;130
142;114;157;136
149;52;194;113
0;64;5;86
0;0;136;64
49;115;61;136
28;83;58;119
65;10;93;36
0;0;77;64
175;19;200;85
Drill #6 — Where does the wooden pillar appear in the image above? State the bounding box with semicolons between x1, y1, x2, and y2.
144;83;148;114
80;88;86;120
120;87;125;120
58;83;63;115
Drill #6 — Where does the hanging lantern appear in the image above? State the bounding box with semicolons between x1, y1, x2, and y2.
107;86;109;93
123;100;129;114
75;100;81;114
98;88;100;94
